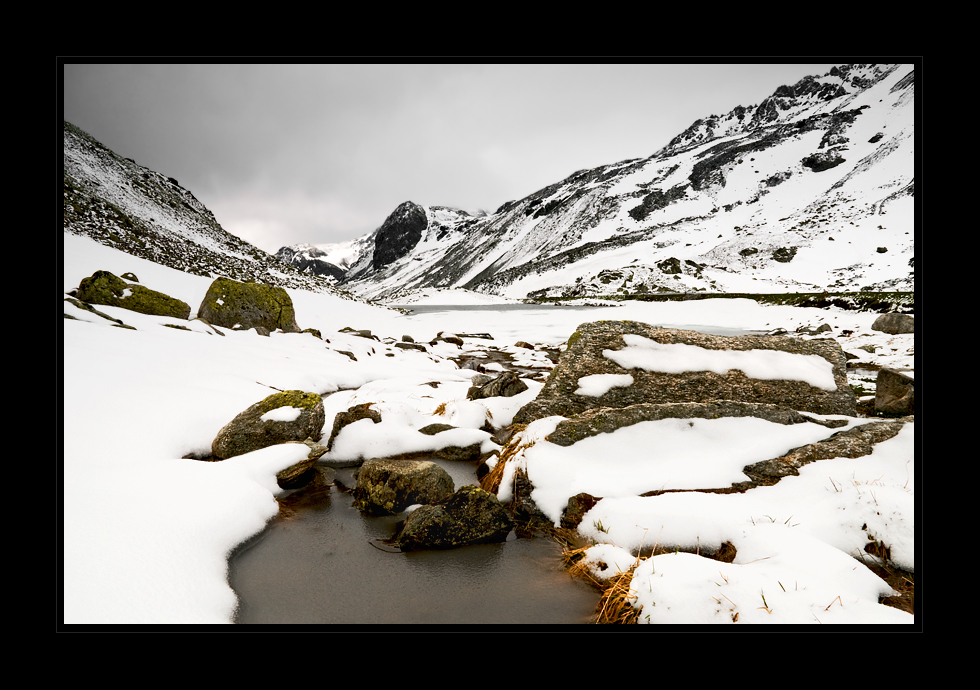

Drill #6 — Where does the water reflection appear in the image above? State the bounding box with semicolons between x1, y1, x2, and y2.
229;463;599;625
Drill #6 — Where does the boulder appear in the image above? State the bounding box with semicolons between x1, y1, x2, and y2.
197;276;300;333
212;390;326;460
396;485;513;551
875;368;914;416
353;458;454;515
74;270;191;320
513;321;856;424
326;403;382;450
467;371;529;400
871;313;914;335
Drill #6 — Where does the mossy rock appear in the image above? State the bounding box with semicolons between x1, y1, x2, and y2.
212;390;325;460
353;458;454;515
197;276;300;333
74;270;191;320
397;485;513;551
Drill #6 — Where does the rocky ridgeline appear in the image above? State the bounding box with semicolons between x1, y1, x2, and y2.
64;270;913;555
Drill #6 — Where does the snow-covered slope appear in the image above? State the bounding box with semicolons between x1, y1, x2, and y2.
63;121;350;297
321;64;913;302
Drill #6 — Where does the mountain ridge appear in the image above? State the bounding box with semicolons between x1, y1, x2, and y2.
62;120;351;297
281;63;913;302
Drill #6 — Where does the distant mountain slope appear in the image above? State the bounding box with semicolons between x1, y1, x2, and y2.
62;121;347;296
309;63;913;302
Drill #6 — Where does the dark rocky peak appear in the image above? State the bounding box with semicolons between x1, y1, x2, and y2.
372;201;428;270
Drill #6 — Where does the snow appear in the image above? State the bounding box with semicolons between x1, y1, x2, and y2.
260;406;304;423
61;232;915;625
604;334;838;391
575;373;634;397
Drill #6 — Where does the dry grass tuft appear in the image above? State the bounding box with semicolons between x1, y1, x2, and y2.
479;426;530;494
594;569;641;624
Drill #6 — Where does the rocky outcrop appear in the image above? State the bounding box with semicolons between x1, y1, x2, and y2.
197;277;300;333
396;485;513;551
212;390;325;460
353;458;454;515
275;246;346;281
73;270;191;320
372;201;427;270
514;321;856;424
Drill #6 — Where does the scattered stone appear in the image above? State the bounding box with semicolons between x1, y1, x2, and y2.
340;327;378;340
394;341;427;352
353;458;454;515
875;368;914;416
212;390;326;460
772;247;798;263
197;277;300;333
467;371;529;400
74;270;191;320
513;321;856;424
432;332;464;347
396;485;513;551
871;313;914;334
515;341;535;349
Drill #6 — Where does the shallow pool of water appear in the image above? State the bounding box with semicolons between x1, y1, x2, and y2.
228;462;600;625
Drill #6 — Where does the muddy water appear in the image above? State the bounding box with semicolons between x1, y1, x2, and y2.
228;461;600;625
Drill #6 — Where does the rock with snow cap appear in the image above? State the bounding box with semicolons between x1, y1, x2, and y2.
513;320;856;424
212;390;325;460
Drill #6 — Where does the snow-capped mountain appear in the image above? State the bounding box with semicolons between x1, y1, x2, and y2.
298;63;913;302
62;121;348;297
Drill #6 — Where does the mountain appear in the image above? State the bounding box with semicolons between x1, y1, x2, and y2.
292;63;913;302
273;244;346;282
62;121;350;297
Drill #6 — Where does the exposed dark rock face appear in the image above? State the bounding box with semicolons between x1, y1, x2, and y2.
372;201;427;270
275;246;346;281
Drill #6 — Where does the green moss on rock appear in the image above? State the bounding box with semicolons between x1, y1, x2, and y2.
197;276;300;333
74;270;191;320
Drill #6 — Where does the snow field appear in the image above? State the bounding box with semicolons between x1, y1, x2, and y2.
62;234;914;624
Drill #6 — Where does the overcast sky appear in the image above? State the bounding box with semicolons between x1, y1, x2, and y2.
63;62;839;254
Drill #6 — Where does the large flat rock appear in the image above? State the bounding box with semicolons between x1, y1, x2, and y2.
513;320;856;424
